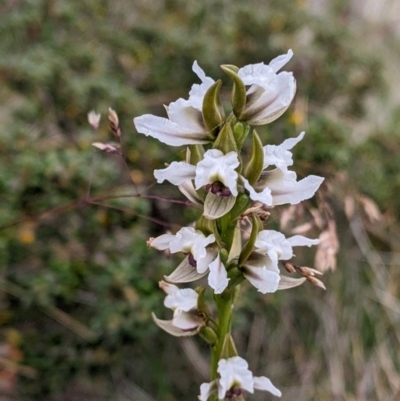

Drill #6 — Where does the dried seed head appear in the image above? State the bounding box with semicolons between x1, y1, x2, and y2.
92;142;120;154
108;108;121;139
283;261;297;273
306;276;326;290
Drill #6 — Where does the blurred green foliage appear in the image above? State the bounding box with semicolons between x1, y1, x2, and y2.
1;0;400;400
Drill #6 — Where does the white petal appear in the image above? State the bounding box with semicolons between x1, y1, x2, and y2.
263;131;305;170
243;265;280;294
189;61;215;104
195;150;240;196
259;169;324;206
287;235;319;248
172;310;203;330
134;114;211;146
278;276;306;290
178;180;203;205
164;256;209;283
218;357;254;398
242;176;273;205
159;281;179;296
149;233;176;250
154;161;196;185
246;73;296;125
208;253;229;294
269;49;293;73
164;287;198;311
152;313;199;337
253;376;282;397
197;246;218;274
166;98;205;131
199;381;217;401
255;230;293;261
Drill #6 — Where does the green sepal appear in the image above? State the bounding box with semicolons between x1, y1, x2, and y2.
220;334;238;359
233;121;250;151
195;216;223;248
220;65;246;118
202;79;225;135
196;286;210;318
226;266;245;288
199;326;218;346
244;129;264;185
239;214;262;266
189;144;205;165
227;193;252;222
219;248;229;265
212;122;238;154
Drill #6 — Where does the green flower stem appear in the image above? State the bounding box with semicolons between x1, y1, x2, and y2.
211;289;235;378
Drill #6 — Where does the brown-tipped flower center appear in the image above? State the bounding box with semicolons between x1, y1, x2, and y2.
205;181;232;197
225;387;243;398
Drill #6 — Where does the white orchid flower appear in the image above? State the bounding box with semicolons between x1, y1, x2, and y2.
133;61;215;146
237;50;296;125
159;281;202;331
149;227;216;273
152;281;203;337
241;252;281;294
255;230;319;261
199;356;281;400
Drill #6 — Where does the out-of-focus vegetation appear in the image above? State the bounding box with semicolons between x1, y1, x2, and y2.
1;0;400;400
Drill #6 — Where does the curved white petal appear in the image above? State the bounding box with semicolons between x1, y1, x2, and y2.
208;253;229;294
287;235;319;248
149;233;176;250
242;176;273;205
245;73;296;125
199;381;217;401
263;131;305;170
172;310;203;330
166;98;205;132
269;49;293;73
258;169;324;206
154;161;196;185
197;246;218;274
134;114;211;146
253;376;282;397
189;61;215;110
195;150;240;196
152;313;200;337
243;265;280;294
178;180;203;205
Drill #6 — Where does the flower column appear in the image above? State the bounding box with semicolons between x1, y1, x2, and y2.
134;51;324;400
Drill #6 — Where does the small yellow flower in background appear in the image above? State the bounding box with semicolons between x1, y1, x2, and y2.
17;222;36;245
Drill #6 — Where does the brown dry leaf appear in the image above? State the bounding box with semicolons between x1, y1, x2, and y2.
315;220;339;272
359;195;382;223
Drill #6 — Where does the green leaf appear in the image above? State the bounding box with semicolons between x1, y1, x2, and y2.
202;79;225;134
239;214;262;266
244;129;264;185
220;64;246;118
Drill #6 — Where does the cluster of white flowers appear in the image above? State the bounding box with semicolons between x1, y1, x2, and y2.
134;51;324;400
